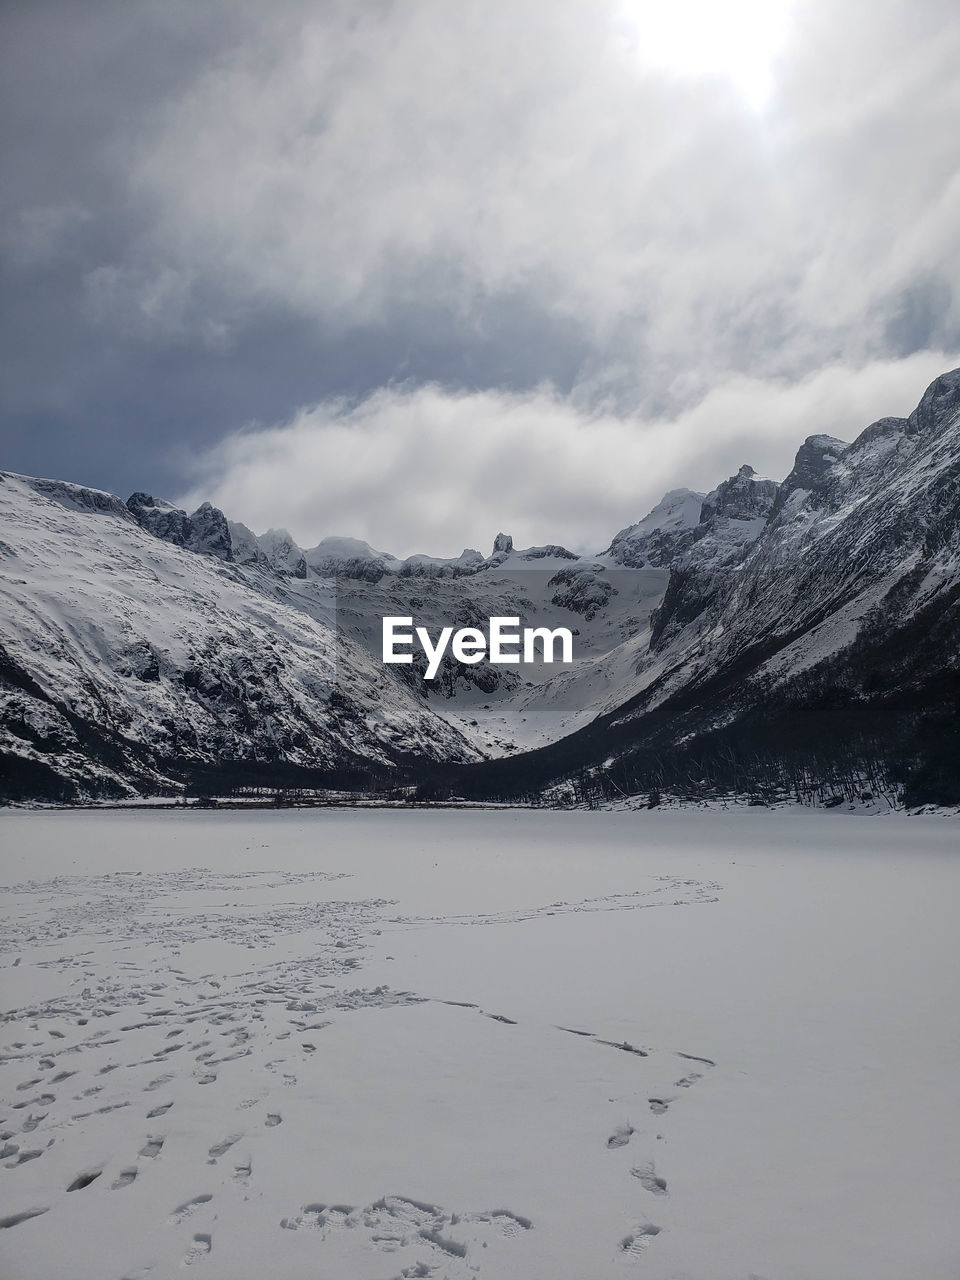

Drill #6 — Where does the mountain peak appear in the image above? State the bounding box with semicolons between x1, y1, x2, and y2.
776;434;848;507
907;367;960;437
605;488;704;568
700;465;778;525
127;491;232;560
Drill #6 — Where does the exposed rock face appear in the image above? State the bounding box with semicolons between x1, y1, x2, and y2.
514;544;579;562
308;555;388;584
699;465;778;524
649;466;778;649
549;566;616;619
492;532;514;555
127;493;232;560
26;477;135;522
186;502;233;560
772;435;847;513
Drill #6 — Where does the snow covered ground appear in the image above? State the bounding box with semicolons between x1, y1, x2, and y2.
1;809;958;1280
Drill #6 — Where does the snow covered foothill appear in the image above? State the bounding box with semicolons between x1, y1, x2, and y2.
0;471;480;799
0;808;958;1280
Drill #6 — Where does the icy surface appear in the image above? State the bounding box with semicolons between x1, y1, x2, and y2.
0;809;958;1279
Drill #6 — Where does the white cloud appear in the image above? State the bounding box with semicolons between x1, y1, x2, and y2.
6;0;959;520
72;0;954;431
178;351;959;557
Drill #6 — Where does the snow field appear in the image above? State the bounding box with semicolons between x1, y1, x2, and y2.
0;808;958;1279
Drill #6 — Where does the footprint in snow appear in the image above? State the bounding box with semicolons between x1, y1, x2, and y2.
620;1225;661;1256
182;1233;212;1265
596;1038;648;1057
0;1206;50;1229
167;1195;213;1225
631;1164;668;1194
13;1093;54;1110
607;1124;634;1149
7;1149;43;1168
207;1133;242;1162
675;1073;702;1087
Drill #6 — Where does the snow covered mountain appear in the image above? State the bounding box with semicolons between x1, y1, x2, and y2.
445;370;960;806
0;474;482;800
1;369;958;804
604;487;704;567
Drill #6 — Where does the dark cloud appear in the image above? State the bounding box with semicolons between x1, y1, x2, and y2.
2;0;959;549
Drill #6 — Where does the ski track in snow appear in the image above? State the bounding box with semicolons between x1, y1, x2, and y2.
387;877;720;928
0;864;720;1277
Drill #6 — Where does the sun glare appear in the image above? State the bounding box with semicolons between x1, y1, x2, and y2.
616;0;794;110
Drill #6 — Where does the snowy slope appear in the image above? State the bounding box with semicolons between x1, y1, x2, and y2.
0;474;479;800
646;371;960;695
604;488;704;567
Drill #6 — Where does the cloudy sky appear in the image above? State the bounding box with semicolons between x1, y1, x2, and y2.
2;0;959;556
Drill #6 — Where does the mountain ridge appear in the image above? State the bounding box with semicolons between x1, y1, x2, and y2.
2;369;958;806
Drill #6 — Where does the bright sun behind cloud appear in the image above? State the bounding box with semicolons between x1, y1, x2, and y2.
615;0;795;109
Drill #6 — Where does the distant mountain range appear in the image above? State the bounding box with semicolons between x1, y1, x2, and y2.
2;369;958;807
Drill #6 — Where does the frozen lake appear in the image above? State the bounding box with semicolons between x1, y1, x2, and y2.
1;808;958;1279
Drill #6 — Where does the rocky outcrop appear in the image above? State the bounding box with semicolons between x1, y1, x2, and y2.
772;435;847;514
127;493;232;560
650;466;778;648
699;465;778;524
22;476;135;522
548;566;616;619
